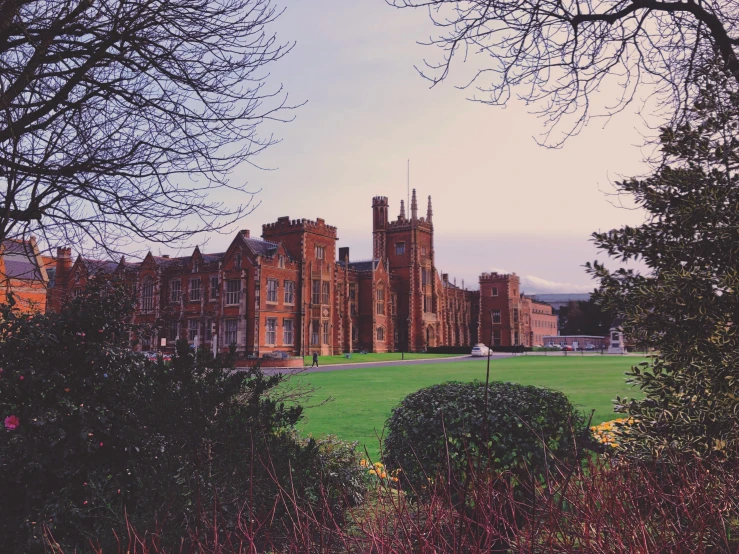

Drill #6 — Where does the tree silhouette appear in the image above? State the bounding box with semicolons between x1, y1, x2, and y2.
0;0;294;255
390;0;739;145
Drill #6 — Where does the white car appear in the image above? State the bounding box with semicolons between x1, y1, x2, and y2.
471;343;491;357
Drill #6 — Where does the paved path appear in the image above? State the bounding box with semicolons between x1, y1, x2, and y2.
262;353;513;375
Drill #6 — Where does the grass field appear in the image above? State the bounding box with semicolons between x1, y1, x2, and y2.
302;352;461;366
290;356;645;459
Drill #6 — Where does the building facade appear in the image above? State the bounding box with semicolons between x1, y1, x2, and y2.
0;238;51;314
479;272;558;347
47;191;556;355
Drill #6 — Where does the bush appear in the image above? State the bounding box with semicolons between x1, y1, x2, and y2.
383;381;594;493
0;281;364;553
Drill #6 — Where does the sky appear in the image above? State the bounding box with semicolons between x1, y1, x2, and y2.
175;0;655;294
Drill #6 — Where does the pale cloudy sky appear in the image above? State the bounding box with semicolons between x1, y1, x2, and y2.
183;0;654;293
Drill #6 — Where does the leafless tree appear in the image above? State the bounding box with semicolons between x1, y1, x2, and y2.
389;0;739;145
0;0;294;255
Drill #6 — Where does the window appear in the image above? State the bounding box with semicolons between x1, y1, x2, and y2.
391;294;397;315
311;319;320;345
376;286;385;315
193;262;199;273
170;279;182;302
265;318;277;345
350;302;357;316
225;319;238;345
74;287;83;298
312;280;321;304
352;326;358;341
189;278;201;301
492;310;501;324
422;268;428;285
168;320;179;341
188;319;199;341
492;287;498;297
321;281;330;304
349;283;356;300
315;245;325;259
421;246;427;256
278;255;285;268
141;278;154;311
225;279;241;305
235;252;242;268
377;327;385;341
284;280;295;304
283;319;294;345
204;318;212;341
267;279;278;303
322;321;330;344
210;276;219;300
513;308;519;324
395;242;405;255
514;331;519;345
493;330;501;346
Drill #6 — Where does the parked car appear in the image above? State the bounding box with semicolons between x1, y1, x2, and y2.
561;345;574;351
545;343;562;350
471;343;491;357
585;344;596;351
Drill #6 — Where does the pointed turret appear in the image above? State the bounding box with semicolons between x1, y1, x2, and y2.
427;195;433;225
411;188;418;220
399;199;406;220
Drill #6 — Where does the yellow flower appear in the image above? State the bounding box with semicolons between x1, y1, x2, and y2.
368;469;376;475
380;472;387;479
360;459;367;467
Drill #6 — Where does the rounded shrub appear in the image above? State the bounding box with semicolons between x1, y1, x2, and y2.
383;381;594;491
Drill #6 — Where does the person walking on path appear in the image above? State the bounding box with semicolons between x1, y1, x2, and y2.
311;352;319;368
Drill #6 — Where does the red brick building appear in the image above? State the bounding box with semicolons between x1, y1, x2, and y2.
479;272;558;347
48;191;555;355
0;238;51;314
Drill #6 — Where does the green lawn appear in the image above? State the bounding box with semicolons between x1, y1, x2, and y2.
290;356;645;459
302;352;462;366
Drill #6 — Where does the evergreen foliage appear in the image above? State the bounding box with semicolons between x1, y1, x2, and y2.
383;381;593;492
589;64;739;460
0;280;363;553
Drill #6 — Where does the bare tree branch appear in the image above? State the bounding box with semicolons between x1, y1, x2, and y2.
0;0;296;256
388;0;739;146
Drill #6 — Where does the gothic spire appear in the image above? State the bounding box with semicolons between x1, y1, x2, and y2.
427;195;433;224
399;199;406;220
411;188;418;220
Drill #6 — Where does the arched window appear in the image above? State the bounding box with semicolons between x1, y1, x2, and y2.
377;327;385;342
376;284;385;315
141;277;154;311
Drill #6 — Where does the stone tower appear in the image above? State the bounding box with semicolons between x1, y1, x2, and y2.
372;196;389;260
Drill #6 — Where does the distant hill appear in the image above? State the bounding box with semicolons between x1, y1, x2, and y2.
529;293;591;311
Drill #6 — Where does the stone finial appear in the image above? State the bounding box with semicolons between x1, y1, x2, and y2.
427;195;433;224
411;188;418;220
399;199;406;220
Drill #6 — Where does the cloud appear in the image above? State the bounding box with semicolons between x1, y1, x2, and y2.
520;275;594;294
